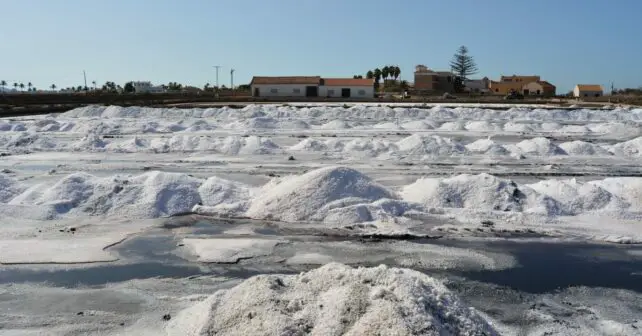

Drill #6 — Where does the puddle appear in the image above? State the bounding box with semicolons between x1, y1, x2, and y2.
447;241;642;294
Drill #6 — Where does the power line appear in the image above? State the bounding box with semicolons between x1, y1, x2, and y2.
212;65;222;88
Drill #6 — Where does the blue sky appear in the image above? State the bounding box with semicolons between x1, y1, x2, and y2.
2;0;641;92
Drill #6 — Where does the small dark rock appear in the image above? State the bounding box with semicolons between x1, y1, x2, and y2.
142;166;152;171
77;311;84;316
59;229;65;232
69;228;76;232
287;156;296;161
162;314;171;321
481;220;495;227
247;312;255;319
120;322;125;326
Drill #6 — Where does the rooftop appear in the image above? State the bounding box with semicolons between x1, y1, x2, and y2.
250;76;321;85
576;84;603;91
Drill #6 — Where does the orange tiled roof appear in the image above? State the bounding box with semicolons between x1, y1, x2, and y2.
576;84;603;91
322;78;374;86
251;76;321;85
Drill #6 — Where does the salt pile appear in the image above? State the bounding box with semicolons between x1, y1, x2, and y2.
226;117;278;130
0;175;23;203
559;141;610;156
289;138;329;152
279;119;311;130
402;173;534;212
503;121;534;133
0;121;27;132
342;138;397;157
372;121;403;130
515;137;567;156
438;121;467;131
215;136;281;155
166;263;498;336
106;137;149;153
318;120;352;130
2;132;57;150
70;134;108;151
465;139;510;155
526;179;626;215
152;135;219;153
465;121;502;132
245;166;396;222
608;137;642;157
400;120;435;130
395;134;467;156
194;176;253;215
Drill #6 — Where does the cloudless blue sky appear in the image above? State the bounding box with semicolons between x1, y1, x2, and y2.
2;0;641;92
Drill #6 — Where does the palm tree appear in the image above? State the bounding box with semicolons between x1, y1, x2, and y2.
50;84;57;91
19;83;25;92
0;80;6;92
393;66;401;80
382;66;390;80
27;82;32;90
92;81;97;90
366;70;374;79
13;83;18;91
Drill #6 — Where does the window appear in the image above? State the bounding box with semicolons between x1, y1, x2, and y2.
293;88;301;94
358;90;366;95
270;88;278;94
495;89;499;92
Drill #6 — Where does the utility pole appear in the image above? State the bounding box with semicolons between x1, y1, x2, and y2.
83;70;87;91
212;66;222;89
230;68;235;92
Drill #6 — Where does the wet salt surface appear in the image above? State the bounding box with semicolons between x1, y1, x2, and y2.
1;221;641;294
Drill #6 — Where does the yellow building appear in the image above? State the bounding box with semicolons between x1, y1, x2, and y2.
489;75;556;96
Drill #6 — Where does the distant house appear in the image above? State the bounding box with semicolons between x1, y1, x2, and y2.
573;84;603;98
489;75;556;96
250;76;374;98
413;65;455;93
464;77;490;93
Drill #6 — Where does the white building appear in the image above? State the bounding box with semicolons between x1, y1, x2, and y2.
573;84;603;98
132;81;165;94
250;76;374;98
464;77;490;93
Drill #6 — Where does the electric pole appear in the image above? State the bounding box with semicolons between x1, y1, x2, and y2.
212;66;222;89
230;68;235;90
83;70;87;91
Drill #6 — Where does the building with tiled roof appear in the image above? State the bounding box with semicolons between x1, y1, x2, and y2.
573;84;603;98
250;76;374;98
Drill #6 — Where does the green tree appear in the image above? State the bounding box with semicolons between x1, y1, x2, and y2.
382;66;390;80
450;45;478;80
400;80;409;91
366;70;374;79
0;80;6;92
123;82;135;93
50;84;57;91
373;68;382;91
19;83;25;91
453;76;465;93
27;82;32;91
13;83;18;90
393;66;401;80
92;81;97;89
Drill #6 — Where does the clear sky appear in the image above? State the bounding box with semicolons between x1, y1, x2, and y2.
2;0;641;92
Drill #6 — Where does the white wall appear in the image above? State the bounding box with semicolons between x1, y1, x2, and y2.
464;79;489;93
522;82;544;95
318;86;374;98
574;89;603;97
251;84;309;97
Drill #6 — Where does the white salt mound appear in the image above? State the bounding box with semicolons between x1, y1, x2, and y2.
465;139;509;155
245;166;395;222
503;122;534;133
515;137;567;156
400;120;435;130
216;136;281;155
318;120;352;130
465;121;501;132
396;134;467;156
526;179;626;215
166;263;498;336
559;141;610;156
342;138;397;157
70;134;108;151
609;137;642;157
198;176;252;208
289;138;329;152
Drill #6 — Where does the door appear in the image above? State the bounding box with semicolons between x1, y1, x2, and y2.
254;88;260;97
523;89;529;96
305;86;318;97
341;88;351;98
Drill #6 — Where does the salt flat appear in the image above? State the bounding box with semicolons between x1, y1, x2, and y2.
1;103;642;335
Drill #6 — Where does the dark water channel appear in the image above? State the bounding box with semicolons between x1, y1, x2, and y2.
1;220;641;293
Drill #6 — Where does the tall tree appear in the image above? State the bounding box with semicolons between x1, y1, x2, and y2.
450;45;478;80
92;81;97;89
27;82;32;90
382;66;390;80
50;84;57;91
123;82;135;93
0;80;6;92
393;66;401;80
19;83;25;91
366;70;374;79
13;83;18;90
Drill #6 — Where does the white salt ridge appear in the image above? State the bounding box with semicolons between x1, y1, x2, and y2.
318;120;352;129
503;121;534;133
526;179;627;215
215;136;281;155
438;121;467;131
372;121;403;130
182;238;280;263
559;141;611;156
395;134;467;156
245;166;396;222
70;134;108;151
1;132;57;150
400;120;435;130
465;139;510;155
166;263;498;336
342;138;397;157
608;137;642;157
106;137;150;153
225;117;279;130
515;137;567;156
279;119;311;130
465;120;502;132
289;138;329;152
402;173;556;214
